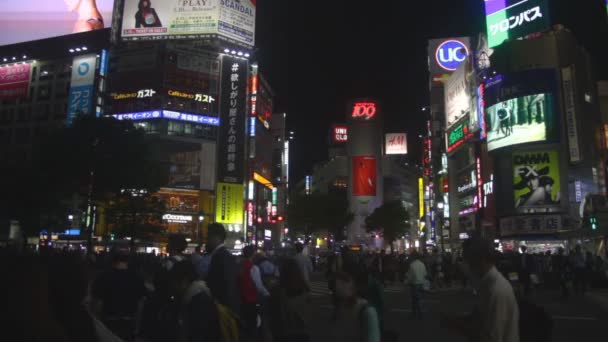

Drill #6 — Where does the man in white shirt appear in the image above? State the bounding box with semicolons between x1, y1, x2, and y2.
294;242;313;285
444;237;519;342
407;252;427;319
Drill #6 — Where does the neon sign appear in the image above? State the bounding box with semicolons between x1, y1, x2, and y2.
112;110;219;126
168;90;215;103
435;40;469;71
352;102;377;120
446;116;474;153
333;125;348;143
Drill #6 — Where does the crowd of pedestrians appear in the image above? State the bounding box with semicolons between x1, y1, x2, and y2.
2;226;608;342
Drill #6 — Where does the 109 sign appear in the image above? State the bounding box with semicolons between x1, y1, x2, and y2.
352;102;377;120
435;40;469;72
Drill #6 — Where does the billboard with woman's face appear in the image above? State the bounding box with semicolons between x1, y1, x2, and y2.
0;0;115;46
120;0;256;47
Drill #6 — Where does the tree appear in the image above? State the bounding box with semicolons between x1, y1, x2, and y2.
0;116;167;236
286;193;353;240
365;200;410;250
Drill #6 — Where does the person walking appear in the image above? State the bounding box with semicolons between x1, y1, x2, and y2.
406;251;427;319
331;270;381;342
169;261;219;342
572;245;586;295
266;258;313;342
443;237;519;342
294;242;313;285
206;223;240;316
239;245;270;341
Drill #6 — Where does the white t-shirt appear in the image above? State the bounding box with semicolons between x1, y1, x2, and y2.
477;266;519;342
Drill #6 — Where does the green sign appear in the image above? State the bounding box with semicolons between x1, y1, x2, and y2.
447;116;472;153
485;0;551;48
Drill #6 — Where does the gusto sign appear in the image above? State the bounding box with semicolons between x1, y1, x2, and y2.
352;102;377;120
435;40;469;72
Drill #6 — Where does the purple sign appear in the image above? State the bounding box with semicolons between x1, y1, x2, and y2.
484;0;508;16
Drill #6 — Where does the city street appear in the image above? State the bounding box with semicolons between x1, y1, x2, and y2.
307;273;608;342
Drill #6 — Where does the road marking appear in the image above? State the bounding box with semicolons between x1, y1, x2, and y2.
552;315;599;321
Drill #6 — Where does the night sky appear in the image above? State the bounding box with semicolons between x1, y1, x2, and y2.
254;0;608;184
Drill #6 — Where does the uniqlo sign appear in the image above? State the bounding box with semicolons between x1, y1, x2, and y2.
333;125;348;143
385;133;407;155
217;56;247;184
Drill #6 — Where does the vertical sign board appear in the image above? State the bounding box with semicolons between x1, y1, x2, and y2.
215;183;244;225
67;54;97;126
561;67;581;163
217;55;247;184
0;64;31;100
352;156;377;196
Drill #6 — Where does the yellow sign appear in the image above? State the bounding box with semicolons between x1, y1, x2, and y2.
418;178;424;219
253;172;274;189
215;183;244;225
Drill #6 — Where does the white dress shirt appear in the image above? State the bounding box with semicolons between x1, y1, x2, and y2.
477;266;519;342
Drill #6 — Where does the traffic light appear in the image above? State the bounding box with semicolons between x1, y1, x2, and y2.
590;216;598;230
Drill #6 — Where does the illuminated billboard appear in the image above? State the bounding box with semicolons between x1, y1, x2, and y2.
513;150;560;208
427;37;471;86
484;0;551;48
120;0;256;47
385;133;407;155
215;182;244;225
446;116;474;153
484;70;557;152
0;64;31;100
444;61;471;128
0;0;115;46
352;156;376;196
332;125;348;143
486;93;552;151
67;54;97;126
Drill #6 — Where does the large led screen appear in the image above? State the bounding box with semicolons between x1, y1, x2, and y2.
486;93;552;151
513;150;560;208
352;156;376;197
484;0;550;48
120;0;255;47
0;0;115;46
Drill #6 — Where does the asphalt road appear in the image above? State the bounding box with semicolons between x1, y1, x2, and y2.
306;273;608;342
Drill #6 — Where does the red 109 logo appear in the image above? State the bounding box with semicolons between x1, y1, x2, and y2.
352;102;377;120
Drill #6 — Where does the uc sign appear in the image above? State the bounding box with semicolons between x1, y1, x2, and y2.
352;102;377;120
435;40;469;72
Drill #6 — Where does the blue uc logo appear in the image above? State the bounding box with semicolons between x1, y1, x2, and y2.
77;62;90;76
435;40;469;72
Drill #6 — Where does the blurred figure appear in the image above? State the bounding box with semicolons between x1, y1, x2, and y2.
266;259;313;342
206;223;240;315
406;251;427;319
169;261;219;342
255;249;280;290
572;245;586;295
294;242;313;285
64;0;105;33
331;270;381;342
443;237;519;342
163;234;188;271
519;246;533;297
239;245;269;341
92;253;146;340
192;244;211;280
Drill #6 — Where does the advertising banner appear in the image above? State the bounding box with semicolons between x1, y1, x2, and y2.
385;133;407;155
215;182;244;224
484;70;557;152
217;56;247;184
444;61;470;128
67;54;97;126
561;66;581;163
0;64;30;100
446;115;474;153
513;150;561;208
0;0;115;46
427;37;471;86
484;0;550;48
352;156;376;196
120;0;255;47
332;125;348;143
168;150;201;190
500;215;564;235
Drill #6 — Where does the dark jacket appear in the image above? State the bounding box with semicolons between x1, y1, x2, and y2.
178;281;219;342
207;246;240;315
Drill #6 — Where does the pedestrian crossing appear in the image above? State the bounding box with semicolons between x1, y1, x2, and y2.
308;280;406;297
